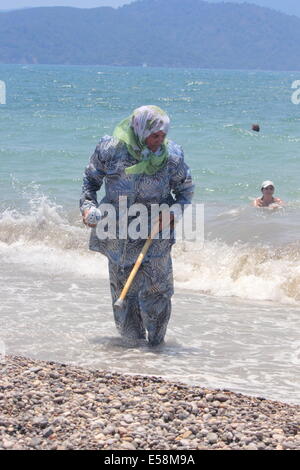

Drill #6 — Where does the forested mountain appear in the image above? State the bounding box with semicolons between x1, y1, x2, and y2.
0;0;300;70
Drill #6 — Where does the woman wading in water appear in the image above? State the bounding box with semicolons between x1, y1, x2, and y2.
80;105;194;346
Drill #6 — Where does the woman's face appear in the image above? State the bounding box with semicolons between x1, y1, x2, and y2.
145;131;166;152
262;185;274;196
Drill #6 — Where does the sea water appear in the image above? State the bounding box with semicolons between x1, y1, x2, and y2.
0;65;299;403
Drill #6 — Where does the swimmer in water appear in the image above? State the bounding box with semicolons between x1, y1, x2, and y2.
253;181;284;208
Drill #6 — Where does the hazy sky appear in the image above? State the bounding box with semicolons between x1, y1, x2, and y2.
0;0;300;18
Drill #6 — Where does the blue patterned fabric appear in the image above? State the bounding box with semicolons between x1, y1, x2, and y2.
108;253;173;346
80;135;194;344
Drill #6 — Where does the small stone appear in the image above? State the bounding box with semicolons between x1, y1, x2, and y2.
179;439;191;447
205;394;214;402
176;430;192;440
2;439;14;450
235;432;245;442
77;411;92;419
272;433;284;442
106;438;116;445
207;432;218;444
178;411;190;420
49;372;60;379
120;441;136;450
224;431;234;443
86;392;96;400
103;425;116;435
157;388;168;395
282;441;297;450
110;400;122;408
52;417;67;426
73;388;87;395
215;393;229;402
91;419;105;430
272;428;284;434
28;367;42;373
61;441;73;450
53;397;65;404
246;443;258;450
257;443;266;450
212;400;221;407
122;414;134;424
118;426;128;435
135;426;146;434
43;427;54;438
0;382;12;389
181;430;192;439
30;437;42;447
32;417;49;429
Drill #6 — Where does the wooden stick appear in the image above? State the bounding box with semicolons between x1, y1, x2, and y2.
114;219;161;308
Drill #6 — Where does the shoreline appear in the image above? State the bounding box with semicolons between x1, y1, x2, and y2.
0;355;299;450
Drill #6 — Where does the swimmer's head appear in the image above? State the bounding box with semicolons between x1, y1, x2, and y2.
261;180;274;192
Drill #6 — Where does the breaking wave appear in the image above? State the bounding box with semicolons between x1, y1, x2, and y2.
1;196;300;305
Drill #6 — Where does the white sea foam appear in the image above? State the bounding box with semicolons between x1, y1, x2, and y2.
1;199;300;304
0;198;107;279
172;240;300;304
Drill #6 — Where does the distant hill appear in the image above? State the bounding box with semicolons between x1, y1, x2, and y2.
0;0;300;70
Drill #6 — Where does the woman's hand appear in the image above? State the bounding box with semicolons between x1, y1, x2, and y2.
253;198;263;207
82;209;98;228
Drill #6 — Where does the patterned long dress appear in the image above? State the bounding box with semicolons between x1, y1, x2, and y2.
80;135;194;345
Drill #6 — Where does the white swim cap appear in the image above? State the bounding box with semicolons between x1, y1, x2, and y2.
261;180;274;189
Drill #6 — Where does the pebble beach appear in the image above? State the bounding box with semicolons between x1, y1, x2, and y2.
0;355;299;451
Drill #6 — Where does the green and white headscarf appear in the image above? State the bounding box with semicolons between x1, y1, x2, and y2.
113;105;170;175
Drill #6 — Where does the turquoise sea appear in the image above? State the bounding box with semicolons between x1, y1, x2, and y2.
0;65;299;403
